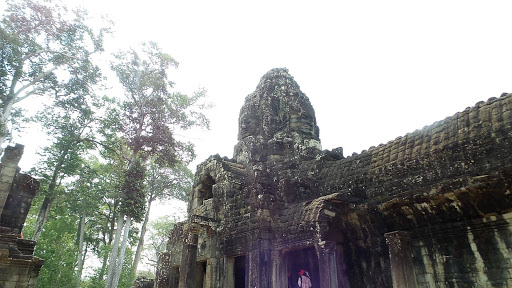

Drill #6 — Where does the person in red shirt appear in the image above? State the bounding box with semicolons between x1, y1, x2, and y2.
298;269;312;288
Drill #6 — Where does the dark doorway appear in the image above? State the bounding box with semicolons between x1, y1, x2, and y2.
170;266;180;288
234;255;246;288
194;261;207;288
200;174;215;205
285;247;320;288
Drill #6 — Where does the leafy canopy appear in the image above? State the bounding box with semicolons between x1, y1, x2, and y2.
111;41;210;167
0;0;110;141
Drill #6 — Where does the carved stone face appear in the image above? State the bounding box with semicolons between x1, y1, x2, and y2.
289;102;317;139
234;68;321;163
238;111;260;140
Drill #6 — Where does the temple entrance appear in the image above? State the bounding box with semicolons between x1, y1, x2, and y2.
284;247;320;288
226;255;246;288
170;266;180;287
234;255;246;288
194;261;207;288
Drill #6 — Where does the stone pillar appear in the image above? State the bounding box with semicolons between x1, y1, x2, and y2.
270;249;286;288
178;223;201;288
0;144;24;217
204;259;212;288
0;173;40;234
16;239;36;256
336;244;351;288
155;252;171;288
0;145;44;288
207;233;223;288
315;240;339;288
224;256;234;288
248;238;271;288
385;231;417;288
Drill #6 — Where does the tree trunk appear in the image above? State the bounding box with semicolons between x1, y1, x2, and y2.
77;242;88;287
0;95;15;145
98;249;109;282
76;215;86;279
112;215;132;288
82;242;88;268
31;149;67;242
32;195;55;242
105;214;124;288
99;202;117;281
109;201;118;244
132;193;153;276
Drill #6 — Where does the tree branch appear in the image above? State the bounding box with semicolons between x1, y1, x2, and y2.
13;66;58;98
22;49;84;62
13;86;48;103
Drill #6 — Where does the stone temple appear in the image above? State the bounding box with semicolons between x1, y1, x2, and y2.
155;68;512;288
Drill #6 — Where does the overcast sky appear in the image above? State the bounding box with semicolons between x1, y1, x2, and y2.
84;0;512;167
12;0;512;171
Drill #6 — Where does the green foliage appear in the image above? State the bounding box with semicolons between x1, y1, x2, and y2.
3;3;209;284
110;41;210;167
22;156;142;288
120;158;146;222
30;200;80;288
146;159;193;203
0;0;110;142
82;248;136;288
26;77;106;241
136;270;155;279
21;192;40;238
142;216;178;272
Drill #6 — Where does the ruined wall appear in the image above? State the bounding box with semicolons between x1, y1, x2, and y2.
411;213;512;288
317;94;512;203
0;239;43;288
0;145;24;217
0;145;43;288
1;173;40;234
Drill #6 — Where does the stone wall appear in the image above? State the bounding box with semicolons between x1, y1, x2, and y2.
317;94;512;202
0;245;43;288
411;213;512;288
0;145;24;218
0;145;43;288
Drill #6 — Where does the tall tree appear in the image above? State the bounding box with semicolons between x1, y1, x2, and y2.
28;201;81;288
104;41;209;288
29;93;101;242
132;160;192;276
95;152;128;282
67;158;111;282
0;0;109;144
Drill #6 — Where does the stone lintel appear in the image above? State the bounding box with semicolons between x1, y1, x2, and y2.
190;214;217;230
385;231;411;246
184;223;201;236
